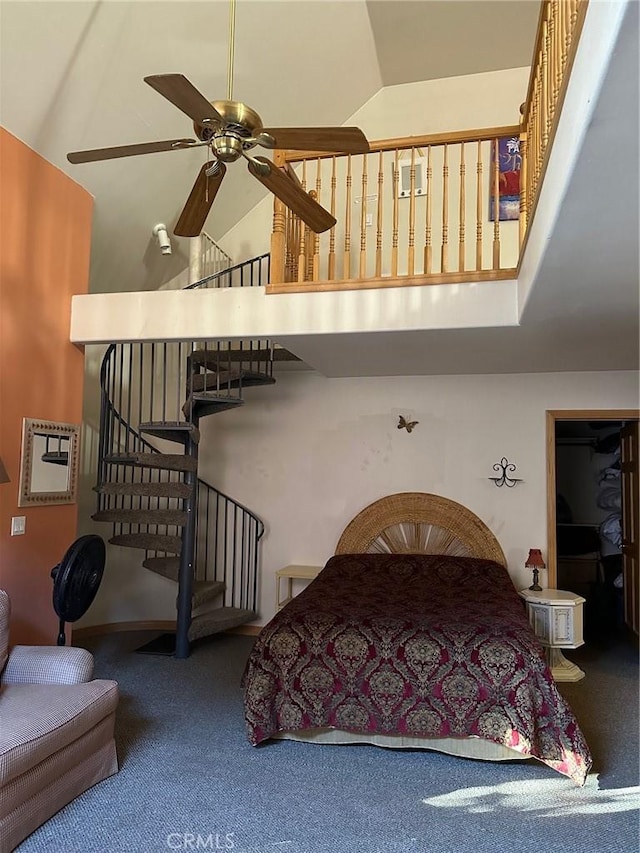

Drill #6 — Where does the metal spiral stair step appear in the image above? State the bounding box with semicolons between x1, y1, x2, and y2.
110;533;182;554
188;368;242;392
189;347;300;367
188;370;276;394
93;508;188;526
139;422;200;445
189;580;227;610
188;607;256;641
95;481;192;499
104;452;198;473
142;560;226;608
182;393;245;419
142;556;181;580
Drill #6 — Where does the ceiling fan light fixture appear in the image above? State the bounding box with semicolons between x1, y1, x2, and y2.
212;135;244;162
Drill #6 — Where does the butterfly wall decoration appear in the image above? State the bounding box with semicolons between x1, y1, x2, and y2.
398;416;419;433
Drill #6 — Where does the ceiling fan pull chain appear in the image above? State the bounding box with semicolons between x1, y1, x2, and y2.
227;0;237;102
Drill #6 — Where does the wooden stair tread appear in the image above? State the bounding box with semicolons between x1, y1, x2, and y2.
93;508;188;526
104;452;197;473
110;533;182;554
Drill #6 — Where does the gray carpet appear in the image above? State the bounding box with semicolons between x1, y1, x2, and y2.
17;631;639;853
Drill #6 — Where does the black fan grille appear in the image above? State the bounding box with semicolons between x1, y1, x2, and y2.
52;535;105;623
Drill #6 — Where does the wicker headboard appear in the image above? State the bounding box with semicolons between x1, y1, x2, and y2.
335;492;506;567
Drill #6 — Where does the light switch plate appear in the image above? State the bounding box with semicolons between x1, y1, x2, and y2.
11;516;26;536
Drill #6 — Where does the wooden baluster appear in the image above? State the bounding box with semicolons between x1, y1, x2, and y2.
549;2;558;121
269;150;287;284
313;160;322;281
359;153;368;279
564;0;574;74
375;151;384;277
557;0;567;86
298;161;307;282
284;208;293;281
533;67;542;193
308;190;319;281
568;0;579;41
391;150;399;277
542;17;550;150
298;225;307;283
492;138;501;269
424;145;432;274
458;141;466;272
408;147;416;276
475;140;483;270
343;154;352;280
328;156;337;280
441;143;449;273
519;132;528;247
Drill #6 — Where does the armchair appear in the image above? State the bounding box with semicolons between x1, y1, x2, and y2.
0;590;119;852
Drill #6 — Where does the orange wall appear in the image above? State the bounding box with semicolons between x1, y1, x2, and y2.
0;128;93;644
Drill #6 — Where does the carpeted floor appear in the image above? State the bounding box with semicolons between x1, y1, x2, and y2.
16;630;639;853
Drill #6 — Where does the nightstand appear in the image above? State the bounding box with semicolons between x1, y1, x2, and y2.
275;564;322;610
519;588;586;682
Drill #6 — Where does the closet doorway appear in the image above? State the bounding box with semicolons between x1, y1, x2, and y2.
546;409;639;641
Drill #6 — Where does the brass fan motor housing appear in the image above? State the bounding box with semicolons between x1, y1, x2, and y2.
193;100;263;143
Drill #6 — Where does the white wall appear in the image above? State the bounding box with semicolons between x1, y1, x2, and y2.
76;368;636;629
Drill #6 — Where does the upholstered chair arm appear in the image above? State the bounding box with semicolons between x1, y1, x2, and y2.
1;645;95;685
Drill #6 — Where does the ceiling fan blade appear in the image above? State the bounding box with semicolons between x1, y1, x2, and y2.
67;138;198;164
174;162;226;237
247;156;336;234
144;74;224;125
258;127;370;154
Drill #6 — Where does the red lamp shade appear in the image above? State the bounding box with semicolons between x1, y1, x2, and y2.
525;548;546;569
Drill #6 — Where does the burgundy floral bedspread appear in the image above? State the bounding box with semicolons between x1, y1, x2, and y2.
242;554;592;785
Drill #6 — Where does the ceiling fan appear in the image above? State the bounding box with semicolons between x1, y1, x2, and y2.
67;3;369;238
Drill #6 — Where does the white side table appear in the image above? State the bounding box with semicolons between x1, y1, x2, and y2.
519;588;586;682
275;564;322;610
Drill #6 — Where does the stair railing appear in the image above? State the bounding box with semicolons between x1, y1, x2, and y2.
96;253;273;652
98;344;264;612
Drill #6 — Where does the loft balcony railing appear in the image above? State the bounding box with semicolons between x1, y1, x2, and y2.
267;0;587;294
520;0;587;241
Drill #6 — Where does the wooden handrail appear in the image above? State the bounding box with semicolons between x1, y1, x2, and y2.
282;125;522;163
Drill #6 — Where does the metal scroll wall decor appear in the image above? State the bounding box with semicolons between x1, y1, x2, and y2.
488;457;522;488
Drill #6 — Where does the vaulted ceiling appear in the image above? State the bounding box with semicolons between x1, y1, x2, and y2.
0;0;540;294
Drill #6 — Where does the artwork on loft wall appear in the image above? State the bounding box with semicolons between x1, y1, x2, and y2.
490;136;522;221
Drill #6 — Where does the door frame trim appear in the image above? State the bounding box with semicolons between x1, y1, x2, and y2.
546;409;640;588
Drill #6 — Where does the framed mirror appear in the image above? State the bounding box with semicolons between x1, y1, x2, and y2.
18;418;80;506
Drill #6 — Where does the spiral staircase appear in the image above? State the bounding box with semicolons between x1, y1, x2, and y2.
92;253;298;657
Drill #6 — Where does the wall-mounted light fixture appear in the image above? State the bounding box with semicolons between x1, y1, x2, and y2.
152;223;172;255
488;457;522;488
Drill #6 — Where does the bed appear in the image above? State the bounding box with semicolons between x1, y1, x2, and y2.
242;493;592;785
